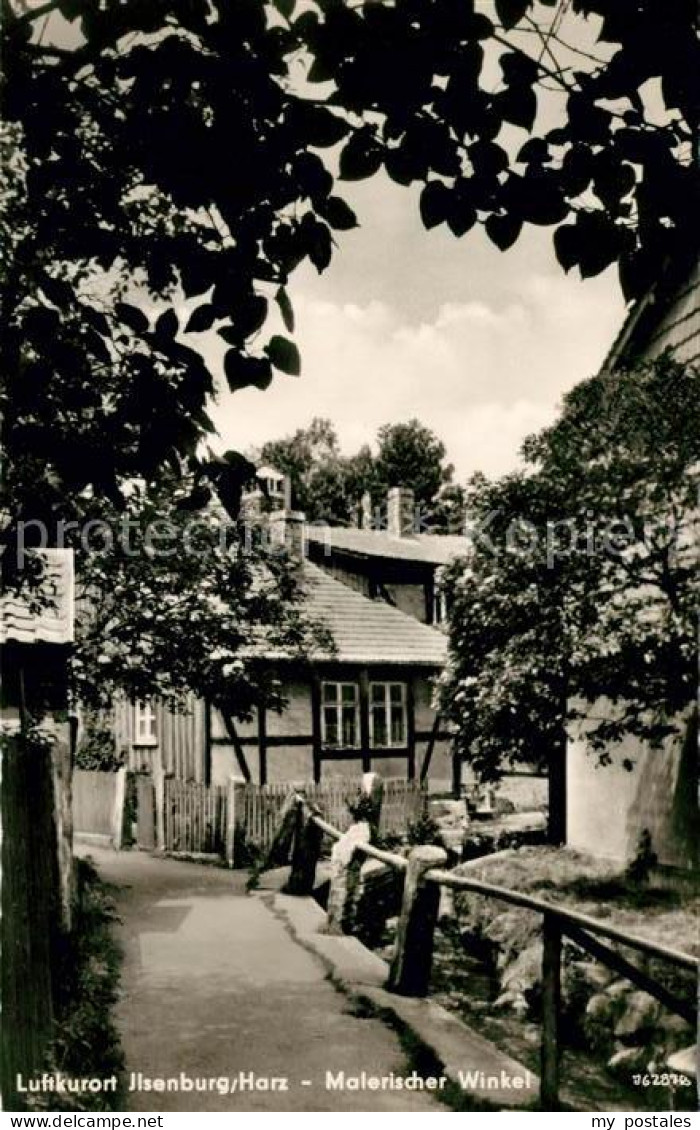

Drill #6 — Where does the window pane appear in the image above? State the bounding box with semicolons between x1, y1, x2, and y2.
390;705;405;745
371;683;385;704
323;707;338;747
372;705;387;747
323;683;338;703
390;684;404;704
342;705;357;746
341;684;357;703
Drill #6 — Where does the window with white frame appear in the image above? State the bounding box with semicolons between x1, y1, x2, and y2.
134;700;157;746
321;682;360;748
370;682;407;748
432;588;449;625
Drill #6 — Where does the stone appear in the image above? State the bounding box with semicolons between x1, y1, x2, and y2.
614;990;662;1041
501;942;542;999
607;979;633;1001
607;1046;649;1078
570;960;614;993
438;885;455;922
586;992;616;1023
657;1012;693;1041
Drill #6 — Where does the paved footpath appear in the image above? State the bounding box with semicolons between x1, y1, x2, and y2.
84;847;446;1113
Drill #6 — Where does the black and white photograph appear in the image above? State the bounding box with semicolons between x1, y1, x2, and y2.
1;0;698;1118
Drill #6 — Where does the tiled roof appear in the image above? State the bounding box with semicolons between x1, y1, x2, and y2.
306;525;469;566
258;562;448;667
0;550;74;645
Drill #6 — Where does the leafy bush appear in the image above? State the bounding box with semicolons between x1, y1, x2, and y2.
28;859;125;1112
406;812;442;847
75;720;123;773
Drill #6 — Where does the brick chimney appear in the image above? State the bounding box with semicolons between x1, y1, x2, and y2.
387;487;415;538
268;510;306;559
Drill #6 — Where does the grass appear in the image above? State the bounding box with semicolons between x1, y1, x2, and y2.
452;846;699;956
27;858;126;1112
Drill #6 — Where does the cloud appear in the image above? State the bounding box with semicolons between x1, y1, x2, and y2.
211;269;624;480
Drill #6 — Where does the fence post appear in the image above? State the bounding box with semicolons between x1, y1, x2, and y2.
153;761;165;852
225;777;243;868
286;800;323;895
112;766;126;851
388;844;447;996
540;911;562;1110
361;771;384;837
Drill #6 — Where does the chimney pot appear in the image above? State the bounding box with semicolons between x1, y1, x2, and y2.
387;487;415;538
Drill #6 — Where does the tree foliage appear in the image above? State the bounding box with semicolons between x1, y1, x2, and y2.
2;0;697;535
438;355;700;780
72;473;329;717
260;416;455;524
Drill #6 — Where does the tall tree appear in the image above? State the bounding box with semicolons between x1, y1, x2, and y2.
439;356;699;812
374;418;454;511
73;471;328;718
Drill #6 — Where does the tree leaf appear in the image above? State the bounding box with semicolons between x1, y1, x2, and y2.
300;215;333;272
495;0;530;31
447;190;477;237
224;350;274;392
275;287;295;332
233;294;269;338
265;334;301;376
339;129;383;181
115;302;149;334
185;304;217;334
320;195;359;231
300;104;351;148
419;180;451;229
274;0;295;19
154;308;179;341
39;274;74;309
553;223;579;272
495;84;537;131
485;212;523;251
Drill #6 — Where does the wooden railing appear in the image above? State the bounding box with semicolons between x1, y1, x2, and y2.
283;791;698;1111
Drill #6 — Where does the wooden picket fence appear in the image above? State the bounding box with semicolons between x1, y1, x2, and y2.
237;778;426;855
161;776;426;858
163;778;228;855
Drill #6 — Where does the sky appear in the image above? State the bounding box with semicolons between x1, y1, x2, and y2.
207;170;627;481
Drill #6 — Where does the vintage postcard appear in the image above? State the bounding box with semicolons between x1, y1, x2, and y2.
1;0;697;1119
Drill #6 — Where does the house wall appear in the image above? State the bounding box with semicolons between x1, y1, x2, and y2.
115;694;207;781
210;670;451;787
210;679;314;785
384;581;429;623
567;713;698;870
566;257;700;865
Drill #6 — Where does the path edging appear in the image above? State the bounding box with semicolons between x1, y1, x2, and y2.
265;891;539;1110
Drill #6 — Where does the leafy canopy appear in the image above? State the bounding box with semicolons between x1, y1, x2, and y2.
438;355;700;780
260;416;456;525
73;472;329;716
2;0;697;532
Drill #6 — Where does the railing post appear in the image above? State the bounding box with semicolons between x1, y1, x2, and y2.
286;801;323;895
361;771;384;837
326;822;371;934
541;911;562;1110
388;845;447;997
